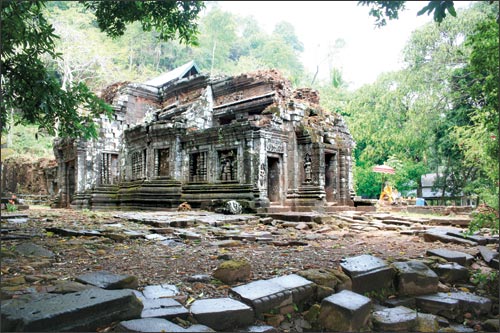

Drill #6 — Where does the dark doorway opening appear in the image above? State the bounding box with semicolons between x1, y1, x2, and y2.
267;156;281;203
325;153;337;202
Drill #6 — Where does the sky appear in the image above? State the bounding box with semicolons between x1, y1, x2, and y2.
211;1;473;90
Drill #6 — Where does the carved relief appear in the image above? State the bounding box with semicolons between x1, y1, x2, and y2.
259;163;266;187
266;138;284;153
304;153;312;183
219;149;237;181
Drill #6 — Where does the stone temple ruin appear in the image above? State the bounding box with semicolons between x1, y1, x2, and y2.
53;61;355;212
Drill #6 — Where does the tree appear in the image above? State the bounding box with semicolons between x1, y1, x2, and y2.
1;0;204;139
358;1;458;27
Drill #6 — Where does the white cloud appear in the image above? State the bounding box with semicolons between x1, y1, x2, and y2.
211;1;472;89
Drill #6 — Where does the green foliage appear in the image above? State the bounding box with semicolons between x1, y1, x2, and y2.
1;1;112;139
6;202;17;212
358;1;406;27
1;0;203;140
359;1;457;27
81;1;204;45
470;269;499;296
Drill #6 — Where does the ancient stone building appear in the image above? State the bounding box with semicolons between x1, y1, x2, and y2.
53;61;356;212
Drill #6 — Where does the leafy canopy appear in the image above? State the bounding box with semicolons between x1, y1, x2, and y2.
1;0;204;139
359;1;457;27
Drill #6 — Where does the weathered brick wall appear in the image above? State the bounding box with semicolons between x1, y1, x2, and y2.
1;157;57;195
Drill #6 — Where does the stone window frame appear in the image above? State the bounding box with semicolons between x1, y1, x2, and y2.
130;149;146;180
100;152;119;185
189;151;208;183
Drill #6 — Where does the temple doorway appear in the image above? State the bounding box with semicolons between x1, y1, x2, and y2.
267;156;281;203
325;153;337;202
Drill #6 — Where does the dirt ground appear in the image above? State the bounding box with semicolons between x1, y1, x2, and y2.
1;206;485;302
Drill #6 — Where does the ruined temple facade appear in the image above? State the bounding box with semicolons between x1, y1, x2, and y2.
54;61;356;211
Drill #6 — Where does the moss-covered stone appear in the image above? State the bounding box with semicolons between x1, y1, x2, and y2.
212;259;251;284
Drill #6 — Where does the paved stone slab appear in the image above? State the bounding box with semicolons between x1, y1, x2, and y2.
230;279;292;315
190;298;254;331
340;254;394;294
318;290;372;332
433;262;469;283
268;274;315;306
115;318;186;332
142;284;179;299
75;270;138;289
372;306;417;332
14;242;54;258
415;294;461;321
426;248;474;266
1;288;142;332
141;298;188;319
392;260;438;296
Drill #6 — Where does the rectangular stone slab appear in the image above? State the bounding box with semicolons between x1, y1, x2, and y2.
319;290;372;331
340;254;395;294
230;279;292;315
426;248;474;266
190;298;254;331
268;274;315;306
141;298;189;319
415;294;461;321
442;291;492;316
0;288;143;332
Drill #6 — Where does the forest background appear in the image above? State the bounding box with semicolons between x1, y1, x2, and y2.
2;1;498;217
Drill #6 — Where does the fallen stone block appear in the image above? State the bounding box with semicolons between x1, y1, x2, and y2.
237;325;278;332
426;248;474;266
142;284;179;299
1;288;143;332
115;318;186;332
433;262;469;283
212;259;251;284
478;245;500;269
230;279;292;316
75;270;138;289
141;298;189;320
414;312;440;332
340;254;395;294
268;274;315;307
392;260;439;296
415;294;461;321
190;298;254;331
443;291;492;317
382;297;416;309
372;306;417;332
423;228;477;246
318;289;372;332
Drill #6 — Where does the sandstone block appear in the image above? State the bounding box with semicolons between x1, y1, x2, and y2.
318;290;372;331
